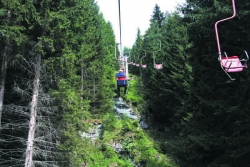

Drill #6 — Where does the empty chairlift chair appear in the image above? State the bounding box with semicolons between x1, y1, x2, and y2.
154;63;163;70
220;51;248;73
153;40;163;70
215;0;249;81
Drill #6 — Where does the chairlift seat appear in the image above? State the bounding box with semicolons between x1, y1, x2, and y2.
221;56;246;72
155;64;163;70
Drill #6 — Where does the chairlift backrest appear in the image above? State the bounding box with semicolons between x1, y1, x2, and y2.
155;64;163;70
221;56;245;72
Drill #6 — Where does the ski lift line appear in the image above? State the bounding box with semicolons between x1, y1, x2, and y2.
215;0;236;56
115;43;126;68
117;0;129;79
118;0;122;58
115;42;125;70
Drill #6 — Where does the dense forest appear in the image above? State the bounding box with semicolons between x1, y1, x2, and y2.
1;0;250;167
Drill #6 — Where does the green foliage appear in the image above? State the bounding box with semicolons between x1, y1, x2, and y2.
168;1;250;166
1;0;117;166
150;4;165;27
125;75;144;104
130;11;192;126
102;113;122;132
101;113;178;167
126;1;249;166
2;0;250;166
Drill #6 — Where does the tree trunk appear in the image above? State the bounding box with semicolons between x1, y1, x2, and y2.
25;55;41;167
0;46;9;134
0;10;11;134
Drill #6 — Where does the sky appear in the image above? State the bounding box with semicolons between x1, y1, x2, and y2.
96;0;186;48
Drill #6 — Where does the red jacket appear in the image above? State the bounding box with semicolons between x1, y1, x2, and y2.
116;72;127;85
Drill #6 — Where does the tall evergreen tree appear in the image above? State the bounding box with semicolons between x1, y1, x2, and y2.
124;6;188;138
130;29;143;75
0;0;34;132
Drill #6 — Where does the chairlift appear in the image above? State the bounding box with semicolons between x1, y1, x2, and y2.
140;50;147;68
154;64;163;70
215;0;248;82
153;40;163;70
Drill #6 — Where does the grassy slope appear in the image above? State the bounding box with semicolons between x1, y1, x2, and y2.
79;73;178;167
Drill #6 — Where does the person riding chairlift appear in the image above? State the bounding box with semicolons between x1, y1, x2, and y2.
115;69;127;96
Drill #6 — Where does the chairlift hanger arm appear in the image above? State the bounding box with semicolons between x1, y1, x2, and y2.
215;0;236;55
141;50;146;60
153;40;163;70
158;39;161;52
153;40;161;57
153;40;161;62
140;50;147;65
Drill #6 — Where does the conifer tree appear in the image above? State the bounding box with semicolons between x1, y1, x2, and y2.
130;6;192;149
0;0;34;132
